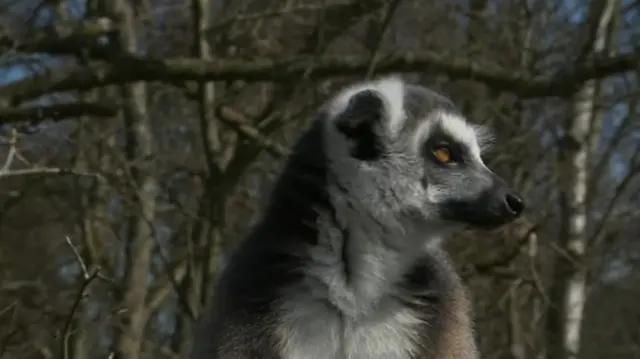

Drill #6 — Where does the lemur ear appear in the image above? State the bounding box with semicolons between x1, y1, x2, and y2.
333;89;386;161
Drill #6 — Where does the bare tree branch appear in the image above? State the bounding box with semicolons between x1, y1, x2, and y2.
0;102;116;124
145;260;188;315
216;106;288;157
1;50;637;105
0;17;116;55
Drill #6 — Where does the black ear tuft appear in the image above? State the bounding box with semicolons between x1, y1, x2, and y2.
333;90;386;161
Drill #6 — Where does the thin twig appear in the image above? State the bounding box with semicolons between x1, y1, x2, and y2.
0;129;18;173
365;0;403;78
65;236;90;279
0;166;103;179
60;269;100;359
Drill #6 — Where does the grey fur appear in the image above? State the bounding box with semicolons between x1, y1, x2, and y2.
190;76;524;359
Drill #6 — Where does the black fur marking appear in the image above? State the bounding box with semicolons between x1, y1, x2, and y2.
197;121;333;358
422;126;469;166
333;90;386;161
438;173;523;230
333;201;353;285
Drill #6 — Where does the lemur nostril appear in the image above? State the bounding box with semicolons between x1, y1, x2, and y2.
504;193;524;215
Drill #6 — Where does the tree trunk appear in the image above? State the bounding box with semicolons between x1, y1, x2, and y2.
546;1;619;359
172;0;223;356
112;1;156;358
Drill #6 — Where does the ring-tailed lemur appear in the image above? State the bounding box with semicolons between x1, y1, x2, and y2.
190;76;524;359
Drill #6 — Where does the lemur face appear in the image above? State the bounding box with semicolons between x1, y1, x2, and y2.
324;76;524;232
413;112;524;230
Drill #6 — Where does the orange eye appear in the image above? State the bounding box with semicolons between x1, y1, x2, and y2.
433;147;452;163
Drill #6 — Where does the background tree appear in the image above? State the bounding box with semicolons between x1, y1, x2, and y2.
0;1;638;359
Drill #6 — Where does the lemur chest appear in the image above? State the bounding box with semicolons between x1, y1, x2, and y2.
276;298;424;359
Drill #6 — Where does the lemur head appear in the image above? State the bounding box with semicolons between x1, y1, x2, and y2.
321;75;524;234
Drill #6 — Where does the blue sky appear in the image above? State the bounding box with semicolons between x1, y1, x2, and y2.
0;62;31;86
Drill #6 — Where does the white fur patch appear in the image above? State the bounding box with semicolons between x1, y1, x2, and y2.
325;75;407;136
470;123;496;153
414;111;486;162
426;184;447;203
439;112;483;159
277;293;423;359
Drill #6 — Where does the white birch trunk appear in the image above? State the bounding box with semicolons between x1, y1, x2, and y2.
546;1;619;359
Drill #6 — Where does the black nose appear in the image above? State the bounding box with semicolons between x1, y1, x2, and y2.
503;192;524;217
